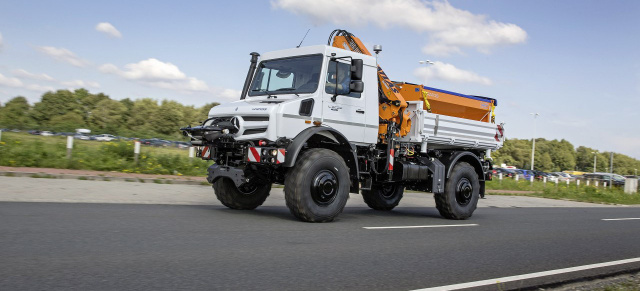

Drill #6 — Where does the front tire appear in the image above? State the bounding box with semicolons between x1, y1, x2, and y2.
361;183;404;210
284;148;350;222
435;162;479;220
213;178;271;210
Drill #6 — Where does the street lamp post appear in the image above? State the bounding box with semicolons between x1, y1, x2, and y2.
530;113;539;171
592;152;597;173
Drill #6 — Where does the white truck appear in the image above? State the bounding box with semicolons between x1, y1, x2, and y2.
182;30;504;222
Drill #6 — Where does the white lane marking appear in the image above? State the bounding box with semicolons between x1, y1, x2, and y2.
363;224;478;230
602;218;640;221
412;257;640;291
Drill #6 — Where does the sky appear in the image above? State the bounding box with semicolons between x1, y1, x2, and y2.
1;0;639;158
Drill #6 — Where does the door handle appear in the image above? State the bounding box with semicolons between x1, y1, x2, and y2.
356;109;365;114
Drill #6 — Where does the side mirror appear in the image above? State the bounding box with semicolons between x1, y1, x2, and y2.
350;81;364;93
351;59;363;81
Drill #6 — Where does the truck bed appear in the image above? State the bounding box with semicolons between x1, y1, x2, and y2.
400;101;504;151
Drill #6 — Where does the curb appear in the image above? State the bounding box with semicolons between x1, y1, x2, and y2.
0;171;210;186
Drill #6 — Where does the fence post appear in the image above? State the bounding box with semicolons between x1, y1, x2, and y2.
530;176;534;186
586;179;590;186
555;179;558;188
515;175;519;182
595;180;599;187
543;176;547;187
0;130;2;142
189;146;195;159
576;179;580;188
66;136;73;159
134;141;141;164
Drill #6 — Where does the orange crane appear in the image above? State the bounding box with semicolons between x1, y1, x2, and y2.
328;29;497;142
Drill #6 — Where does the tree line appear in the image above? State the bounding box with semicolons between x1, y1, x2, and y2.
2;88;639;175
0;89;218;139
492;138;640;175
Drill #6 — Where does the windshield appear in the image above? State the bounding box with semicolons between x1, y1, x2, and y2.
248;54;323;97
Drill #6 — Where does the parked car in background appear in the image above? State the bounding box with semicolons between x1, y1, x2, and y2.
493;168;516;178
514;169;535;180
95;134;117;142
28;130;41;135
73;134;90;140
551;172;573;182
173;141;191;149
583;173;625;186
140;138;172;147
39;131;54;136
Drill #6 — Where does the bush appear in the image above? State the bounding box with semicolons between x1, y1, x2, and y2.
0;132;211;176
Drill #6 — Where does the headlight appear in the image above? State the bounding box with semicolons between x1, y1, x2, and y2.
270;149;278;156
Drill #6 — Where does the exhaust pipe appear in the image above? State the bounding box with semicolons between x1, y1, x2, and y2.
240;52;260;100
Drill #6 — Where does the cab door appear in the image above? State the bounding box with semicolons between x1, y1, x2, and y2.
321;57;366;143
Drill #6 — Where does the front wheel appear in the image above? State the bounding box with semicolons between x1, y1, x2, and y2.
361;183;404;210
434;162;479;220
284;148;350;222
213;178;271;210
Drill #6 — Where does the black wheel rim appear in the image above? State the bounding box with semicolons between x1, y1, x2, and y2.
238;184;258;195
380;183;397;198
455;178;473;206
310;170;339;205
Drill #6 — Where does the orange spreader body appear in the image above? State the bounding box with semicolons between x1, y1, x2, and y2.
394;82;495;123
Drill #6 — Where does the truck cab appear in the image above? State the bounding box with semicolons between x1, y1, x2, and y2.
205;45;378;145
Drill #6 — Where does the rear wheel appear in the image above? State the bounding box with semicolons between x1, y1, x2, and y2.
213;178;271;210
284;148;350;222
361;183;404;210
435;162;479;220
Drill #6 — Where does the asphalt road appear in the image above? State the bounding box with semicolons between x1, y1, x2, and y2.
1;177;640;290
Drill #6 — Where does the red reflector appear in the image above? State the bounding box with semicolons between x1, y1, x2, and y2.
258;140;266;146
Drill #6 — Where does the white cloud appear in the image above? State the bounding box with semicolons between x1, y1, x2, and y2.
36;46;89;67
99;58;209;92
12;69;55;81
414;61;492;85
61;80;100;88
95;22;122;38
272;0;527;56
0;73;23;87
25;84;55;92
0;73;54;92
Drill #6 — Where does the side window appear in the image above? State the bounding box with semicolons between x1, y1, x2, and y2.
325;60;361;98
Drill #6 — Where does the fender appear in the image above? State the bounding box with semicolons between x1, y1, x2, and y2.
283;126;360;192
443;151;485;181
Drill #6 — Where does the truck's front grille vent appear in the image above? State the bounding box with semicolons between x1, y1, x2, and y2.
242;116;270;122
243;128;268;135
299;99;314;116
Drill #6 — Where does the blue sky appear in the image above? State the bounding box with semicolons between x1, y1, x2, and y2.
1;0;639;159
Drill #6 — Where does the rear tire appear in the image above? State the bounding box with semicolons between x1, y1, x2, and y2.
284;148;350;222
213;178;271;210
435;162;479;220
361;183;404;210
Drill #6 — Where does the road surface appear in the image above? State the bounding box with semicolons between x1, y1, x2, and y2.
1;176;639;290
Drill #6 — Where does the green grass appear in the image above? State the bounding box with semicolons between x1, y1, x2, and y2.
487;179;640;205
0;132;211;176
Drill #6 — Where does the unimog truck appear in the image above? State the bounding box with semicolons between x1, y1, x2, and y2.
181;30;504;222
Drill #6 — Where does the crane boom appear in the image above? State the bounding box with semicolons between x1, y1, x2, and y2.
328;30;411;142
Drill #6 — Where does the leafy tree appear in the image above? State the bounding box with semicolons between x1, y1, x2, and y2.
126;98;160;137
89;99;127;133
0;96;36;129
152;100;185;136
31;90;82;127
49;112;85;132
